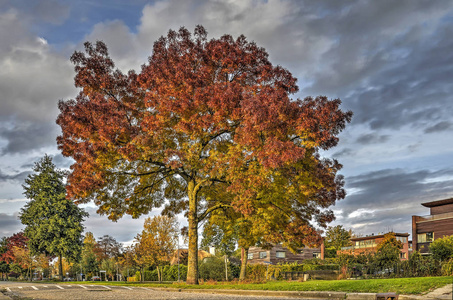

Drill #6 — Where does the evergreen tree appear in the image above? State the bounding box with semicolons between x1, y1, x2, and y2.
20;155;88;280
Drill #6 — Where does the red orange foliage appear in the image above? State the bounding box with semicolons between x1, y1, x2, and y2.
1;232;28;264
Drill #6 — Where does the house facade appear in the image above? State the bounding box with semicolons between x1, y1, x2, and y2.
247;244;324;264
412;197;453;254
337;232;410;260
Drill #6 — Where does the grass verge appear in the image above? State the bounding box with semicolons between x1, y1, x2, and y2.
58;276;453;295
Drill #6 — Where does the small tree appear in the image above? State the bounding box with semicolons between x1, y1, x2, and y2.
325;225;352;250
374;232;403;273
430;235;453;262
81;232;99;278
95;235;122;261
1;232;28;265
20;155;88;280
134;215;178;282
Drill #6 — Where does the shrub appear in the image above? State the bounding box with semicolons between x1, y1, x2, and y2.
430;236;453;262
199;257;233;281
162;265;187;281
441;258;453;276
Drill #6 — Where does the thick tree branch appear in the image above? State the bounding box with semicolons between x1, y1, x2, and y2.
197;203;233;223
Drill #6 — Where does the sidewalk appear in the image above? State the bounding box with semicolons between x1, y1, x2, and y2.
400;284;453;300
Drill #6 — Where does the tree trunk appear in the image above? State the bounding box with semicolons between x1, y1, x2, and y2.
239;247;249;281
58;254;63;281
157;265;161;282
186;180;199;285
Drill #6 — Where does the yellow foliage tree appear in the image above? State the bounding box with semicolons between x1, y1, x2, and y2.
134;215;178;281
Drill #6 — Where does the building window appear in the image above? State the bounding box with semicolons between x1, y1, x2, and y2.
418;232;434;243
313;252;321;259
259;251;267;259
400;252;407;259
396;236;407;243
276;251;286;258
247;253;253;260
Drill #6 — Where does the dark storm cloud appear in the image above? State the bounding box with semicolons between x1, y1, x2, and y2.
0;169;30;183
356;133;390;145
332;148;355;158
335;168;453;235
0;122;59;155
0;0;70;25
300;1;453;132
0;213;24;238
424;121;452;134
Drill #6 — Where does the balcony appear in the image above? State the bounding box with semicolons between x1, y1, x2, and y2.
416;211;453;222
340;243;377;251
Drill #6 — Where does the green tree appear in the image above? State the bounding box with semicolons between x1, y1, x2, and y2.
20;155;88;281
430;235;453;262
57;26;352;284
374;232;403;272
0;236;9;280
324;225;352;250
81;232;99;278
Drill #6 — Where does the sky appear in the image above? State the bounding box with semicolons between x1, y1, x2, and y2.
1;0;453;246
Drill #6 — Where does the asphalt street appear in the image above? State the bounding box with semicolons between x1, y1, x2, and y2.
0;282;330;300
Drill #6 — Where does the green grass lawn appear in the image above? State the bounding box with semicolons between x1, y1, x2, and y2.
61;276;453;295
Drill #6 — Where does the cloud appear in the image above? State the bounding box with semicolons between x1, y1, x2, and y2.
332;148;355;158
333;168;453;236
356;133;390;145
0;8;76;157
0;122;60;155
0;212;24;238
0;169;30;183
424;121;452;133
81;206;159;244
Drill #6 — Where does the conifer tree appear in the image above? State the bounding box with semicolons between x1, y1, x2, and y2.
20;155;88;280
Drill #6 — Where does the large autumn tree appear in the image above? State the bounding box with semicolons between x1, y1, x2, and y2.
20;155;88;280
57;26;352;284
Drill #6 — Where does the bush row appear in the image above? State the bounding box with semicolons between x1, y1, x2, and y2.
245;262;340;281
135;265;188;281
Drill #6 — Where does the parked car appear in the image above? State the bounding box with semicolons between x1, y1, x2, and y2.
91;276;101;281
63;277;73;281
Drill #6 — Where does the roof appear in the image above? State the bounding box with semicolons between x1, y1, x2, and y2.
421;198;453;208
351;232;409;242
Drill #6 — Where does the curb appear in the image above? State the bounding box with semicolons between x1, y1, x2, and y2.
155;287;450;300
154;287;388;299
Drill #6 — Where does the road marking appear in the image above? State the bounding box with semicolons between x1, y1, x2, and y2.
43;286;48;288
78;285;88;289
121;286;133;290
18;287;22;289
55;285;64;289
101;285;111;290
31;286;38;290
141;287;153;290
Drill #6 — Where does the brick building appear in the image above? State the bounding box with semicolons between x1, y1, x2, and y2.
337;232;410;260
247;244;324;264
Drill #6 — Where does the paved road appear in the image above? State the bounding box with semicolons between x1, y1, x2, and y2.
0;282;329;300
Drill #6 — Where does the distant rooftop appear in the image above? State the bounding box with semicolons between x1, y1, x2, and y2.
421;198;453;208
351;232;409;242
